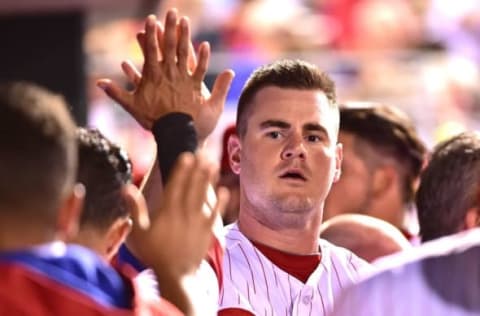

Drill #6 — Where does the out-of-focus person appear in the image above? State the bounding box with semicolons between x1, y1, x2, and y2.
324;103;427;241
331;228;480;316
320;214;411;262
417;131;480;242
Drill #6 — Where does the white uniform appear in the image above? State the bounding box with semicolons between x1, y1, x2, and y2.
219;223;370;315
331;228;480;316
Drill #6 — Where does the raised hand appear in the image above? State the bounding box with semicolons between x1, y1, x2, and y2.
98;9;234;142
135;152;229;275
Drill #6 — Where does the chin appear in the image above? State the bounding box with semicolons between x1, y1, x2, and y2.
272;195;314;214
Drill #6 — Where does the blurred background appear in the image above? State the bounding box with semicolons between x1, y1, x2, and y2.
1;0;479;184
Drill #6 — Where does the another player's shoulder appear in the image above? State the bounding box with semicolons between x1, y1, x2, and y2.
319;237;361;262
319;238;372;275
0;242;135;315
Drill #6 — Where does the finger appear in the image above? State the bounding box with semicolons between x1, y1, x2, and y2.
155;21;165;60
209;69;235;111
161;152;195;213
144;15;160;78
177;16;190;73
187;41;197;73
97;79;133;111
185;154;212;215
138;22;165;61
192;41;210;84
209;186;230;226
162;9;179;69
136;31;146;58
121;60;142;86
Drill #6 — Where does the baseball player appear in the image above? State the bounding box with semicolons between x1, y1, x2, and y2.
216;60;370;316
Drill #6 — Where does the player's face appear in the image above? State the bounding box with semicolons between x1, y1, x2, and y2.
324;131;373;220
232;86;342;229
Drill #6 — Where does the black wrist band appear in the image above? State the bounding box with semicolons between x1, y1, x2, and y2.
152;113;198;183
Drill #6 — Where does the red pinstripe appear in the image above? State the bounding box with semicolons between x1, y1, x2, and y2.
316;286;327;315
308;289;314;316
287;275;293;302
220;248;234;305
253;248;271;302
238;244;257;294
348;253;360;273
273;264;279;287
330;258;344;290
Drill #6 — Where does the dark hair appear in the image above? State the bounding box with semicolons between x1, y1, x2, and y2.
0;82;77;222
76;127;132;231
417;132;480;242
339;104;426;206
236;59;337;137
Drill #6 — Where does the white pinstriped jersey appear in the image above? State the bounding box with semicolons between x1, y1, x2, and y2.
218;223;371;316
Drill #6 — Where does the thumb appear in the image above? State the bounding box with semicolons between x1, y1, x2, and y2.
97;79;133;112
209;69;234;110
209;186;230;226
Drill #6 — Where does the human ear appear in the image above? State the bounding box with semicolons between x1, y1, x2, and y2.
464;207;480;230
228;134;242;175
372;166;396;198
122;183;149;230
104;217;132;260
333;143;343;182
56;183;85;241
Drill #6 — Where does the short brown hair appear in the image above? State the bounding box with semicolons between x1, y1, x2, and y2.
339;104;426;205
77;127;132;231
236;59;337;137
417;132;480;242
0;82;77;223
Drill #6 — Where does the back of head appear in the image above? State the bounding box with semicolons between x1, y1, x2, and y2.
320;214;411;262
0;82;76;224
236;59;338;137
339;103;426;206
417;132;480;242
76;127;132;232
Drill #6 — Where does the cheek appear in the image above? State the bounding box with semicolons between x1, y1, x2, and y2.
240;151;264;182
243;142;277;168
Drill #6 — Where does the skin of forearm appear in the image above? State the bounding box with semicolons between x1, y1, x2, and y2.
154;269;196;316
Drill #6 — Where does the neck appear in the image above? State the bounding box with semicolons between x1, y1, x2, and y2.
369;196;405;230
0;223;58;252
237;205;323;255
70;229;108;261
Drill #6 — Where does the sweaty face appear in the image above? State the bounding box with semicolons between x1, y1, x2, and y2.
324;132;373;220
232;86;341;230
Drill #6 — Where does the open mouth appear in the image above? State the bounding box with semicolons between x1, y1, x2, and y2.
279;171;307;181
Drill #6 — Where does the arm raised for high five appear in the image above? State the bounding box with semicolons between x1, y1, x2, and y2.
98;9;232;275
117;9;231;212
97;10;234;143
135;152;229;316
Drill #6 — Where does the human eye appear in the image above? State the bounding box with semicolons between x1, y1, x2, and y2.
306;134;323;143
265;130;282;139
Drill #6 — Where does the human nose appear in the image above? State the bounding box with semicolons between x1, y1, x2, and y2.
281;134;306;160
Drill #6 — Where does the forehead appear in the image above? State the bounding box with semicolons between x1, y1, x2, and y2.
247;86;338;132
